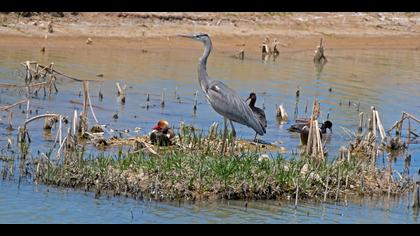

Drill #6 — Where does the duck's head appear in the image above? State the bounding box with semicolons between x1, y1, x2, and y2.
153;120;169;131
321;120;333;133
245;92;257;104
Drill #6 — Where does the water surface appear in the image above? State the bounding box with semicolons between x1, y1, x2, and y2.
0;45;419;223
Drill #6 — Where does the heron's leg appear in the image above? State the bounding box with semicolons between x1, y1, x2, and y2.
254;133;258;143
229;120;236;138
229;119;236;154
221;117;228;155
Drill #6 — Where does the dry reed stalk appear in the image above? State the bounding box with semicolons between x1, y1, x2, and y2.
358;112;364;133
374;110;386;141
35;63;102;82
7;111;13;130
305;100;323;159
324;168;329;202
371;107;377;138
408;118;411;145
0;99;28;111
295;178;299;206
161;89;165;107
25;114;60;127
73;109;78;136
193;91;198;112
413;183;420;208
313;38;327;64
276;104;288;123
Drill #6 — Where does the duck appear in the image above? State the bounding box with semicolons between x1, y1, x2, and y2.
149;120;175;146
246;92;267;141
288;120;333;145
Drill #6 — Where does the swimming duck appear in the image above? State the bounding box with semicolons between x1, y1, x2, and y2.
288;120;333;145
246;92;267;141
149;120;175;146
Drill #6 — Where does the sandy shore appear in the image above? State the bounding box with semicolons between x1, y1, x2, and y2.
1;12;420;56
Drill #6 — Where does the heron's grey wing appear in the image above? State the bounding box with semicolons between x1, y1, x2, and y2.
205;80;265;135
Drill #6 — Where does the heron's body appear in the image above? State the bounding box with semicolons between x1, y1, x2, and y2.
180;33;265;152
204;81;265;135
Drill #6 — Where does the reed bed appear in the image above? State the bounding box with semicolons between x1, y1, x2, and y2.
32;123;413;202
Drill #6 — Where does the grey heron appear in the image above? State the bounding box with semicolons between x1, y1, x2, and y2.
179;33;265;154
245;92;267;142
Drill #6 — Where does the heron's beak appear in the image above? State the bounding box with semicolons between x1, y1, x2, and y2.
245;97;251;102
178;34;195;39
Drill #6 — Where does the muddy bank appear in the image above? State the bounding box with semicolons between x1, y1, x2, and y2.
1;12;420;56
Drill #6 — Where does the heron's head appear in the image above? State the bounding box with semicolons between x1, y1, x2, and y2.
178;33;211;44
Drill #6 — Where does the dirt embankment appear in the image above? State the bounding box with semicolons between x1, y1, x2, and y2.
1;12;420;56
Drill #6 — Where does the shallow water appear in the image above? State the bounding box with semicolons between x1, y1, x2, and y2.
0;45;419;223
1;180;418;223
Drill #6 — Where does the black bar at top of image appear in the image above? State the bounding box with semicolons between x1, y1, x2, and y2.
1;0;420;12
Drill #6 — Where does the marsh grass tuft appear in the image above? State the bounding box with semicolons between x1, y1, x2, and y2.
32;123;414;202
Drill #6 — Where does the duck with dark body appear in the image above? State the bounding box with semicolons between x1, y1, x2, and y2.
288;120;333;145
246;92;267;141
150;120;175;146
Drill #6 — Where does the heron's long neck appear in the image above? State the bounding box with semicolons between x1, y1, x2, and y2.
198;40;212;92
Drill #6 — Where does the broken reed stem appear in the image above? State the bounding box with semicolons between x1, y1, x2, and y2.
374;110;386;141
336;166;341;201
408;117;411;145
295;177;299;206
116;82;125;96
116;82;126;104
324;168;329;202
413;183;420;209
0;99;28;111
24;113;60;127
73;109;78;136
193;91;198;112
371;107;377;138
58;115;62;145
56;136;67;160
86;85;99;124
358;112;364;134
276;104;288;122
305;100;323;159
25;100;30;120
404;112;420;123
78;81;90;135
315;121;324;159
306;100;316;154
35;63;102;82
7;111;13;130
161;89;165;107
